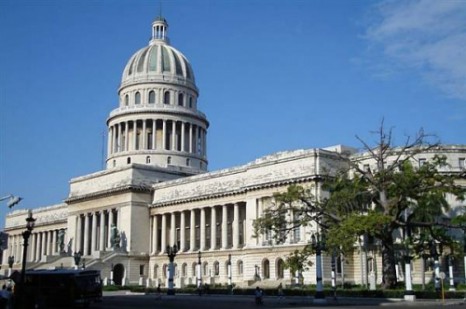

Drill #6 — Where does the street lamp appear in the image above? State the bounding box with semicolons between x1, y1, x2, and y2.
311;232;326;304
7;256;14;277
18;209;36;308
73;251;82;269
197;251;202;295
448;255;455;291
0;194;22;209
166;245;178;295
331;251;337;300
227;254;232;294
430;241;441;292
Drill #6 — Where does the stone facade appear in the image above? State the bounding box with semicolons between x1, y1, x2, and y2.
2;15;465;289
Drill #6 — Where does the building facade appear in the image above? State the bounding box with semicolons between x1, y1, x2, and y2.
2;15;466;289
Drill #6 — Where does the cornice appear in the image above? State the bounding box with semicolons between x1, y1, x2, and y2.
66;185;152;204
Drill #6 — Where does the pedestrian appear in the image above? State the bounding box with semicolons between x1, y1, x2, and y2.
277;283;284;301
155;284;161;300
254;286;263;305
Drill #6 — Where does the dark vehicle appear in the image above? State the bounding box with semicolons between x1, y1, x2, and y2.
12;269;102;307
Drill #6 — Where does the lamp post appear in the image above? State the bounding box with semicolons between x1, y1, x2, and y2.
0;194;22;209
197;251;202;295
448;255;455;291
166;245;178;295
7;255;14;277
227;254;232;294
430;241;441;292
19;210;36;308
73;251;82;269
311;232;326;304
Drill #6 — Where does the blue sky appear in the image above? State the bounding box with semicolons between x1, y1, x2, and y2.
1;0;465;228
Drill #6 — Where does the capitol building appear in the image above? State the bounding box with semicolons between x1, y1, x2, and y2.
2;15;466;289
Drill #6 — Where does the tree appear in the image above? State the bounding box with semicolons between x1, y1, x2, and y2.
253;124;465;289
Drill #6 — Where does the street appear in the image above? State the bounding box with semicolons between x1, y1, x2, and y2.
86;293;464;309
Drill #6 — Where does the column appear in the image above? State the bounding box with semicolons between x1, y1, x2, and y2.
107;210;114;249
47;231;52;255
118;122;122;152
171;120;176;151
200;208;205;251
222;205;228;249
91;212;98;253
76;215;82;253
107;127;113;155
210;206;216;250
162;120;167;150
99;212;105;251
52;230;57;254
142;119;147;149
181;122;186;152
125;121;129;151
152;119;157;149
170;212;176;246
152;215;159;253
233;203;239;249
35;232;40;262
190;209;195;251
84;214;90;255
180;211;186;252
133;120;138;150
161;214;167;253
113;125;118;153
189;123;193;153
193;125;198;154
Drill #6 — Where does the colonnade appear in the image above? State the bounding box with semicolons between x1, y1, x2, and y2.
6;229;63;263
151;202;246;254
74;208;119;256
108;119;206;157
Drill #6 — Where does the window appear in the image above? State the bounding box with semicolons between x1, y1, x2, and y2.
178;93;184;106
237;260;243;275
460;158;465;169
154;265;159;278
276;259;285;279
262;259;270;279
135;92;141;105
189;97;193;108
124;95;129;106
127;157;131;164
203;262;208;276
167;156;171;164
148;91;156;104
186;158;190;166
363;164;370;172
182;263;187;277
214;261;219;276
146;156;151;164
113;160;116;167
164;91;170;104
139;265;144;276
419;158;427;167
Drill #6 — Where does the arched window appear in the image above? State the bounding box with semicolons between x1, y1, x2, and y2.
213;261;219;276
124;94;129;106
192;262;197;277
203;262;208;276
167;156;171;164
186;158;190;166
276;258;285;279
178;93;184;106
237;260;243;275
164;91;170;104
135;92;141;105
162;264;167;278
182;263;187;277
262;259;270;279
127;157;131;164
189;97;193;108
146;156;151;164
148;91;156;104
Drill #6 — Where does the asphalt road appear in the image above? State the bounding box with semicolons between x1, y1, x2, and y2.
84;293;464;309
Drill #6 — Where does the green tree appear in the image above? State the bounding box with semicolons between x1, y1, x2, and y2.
253;125;465;289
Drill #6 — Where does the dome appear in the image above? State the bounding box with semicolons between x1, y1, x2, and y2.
120;17;196;89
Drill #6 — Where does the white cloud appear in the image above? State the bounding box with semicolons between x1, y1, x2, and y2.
364;0;466;100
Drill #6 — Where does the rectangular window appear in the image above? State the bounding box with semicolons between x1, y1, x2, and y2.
139;265;144;276
418;158;426;167
459;158;465;169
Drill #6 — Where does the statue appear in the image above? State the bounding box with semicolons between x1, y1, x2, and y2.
57;229;65;253
110;224;120;249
